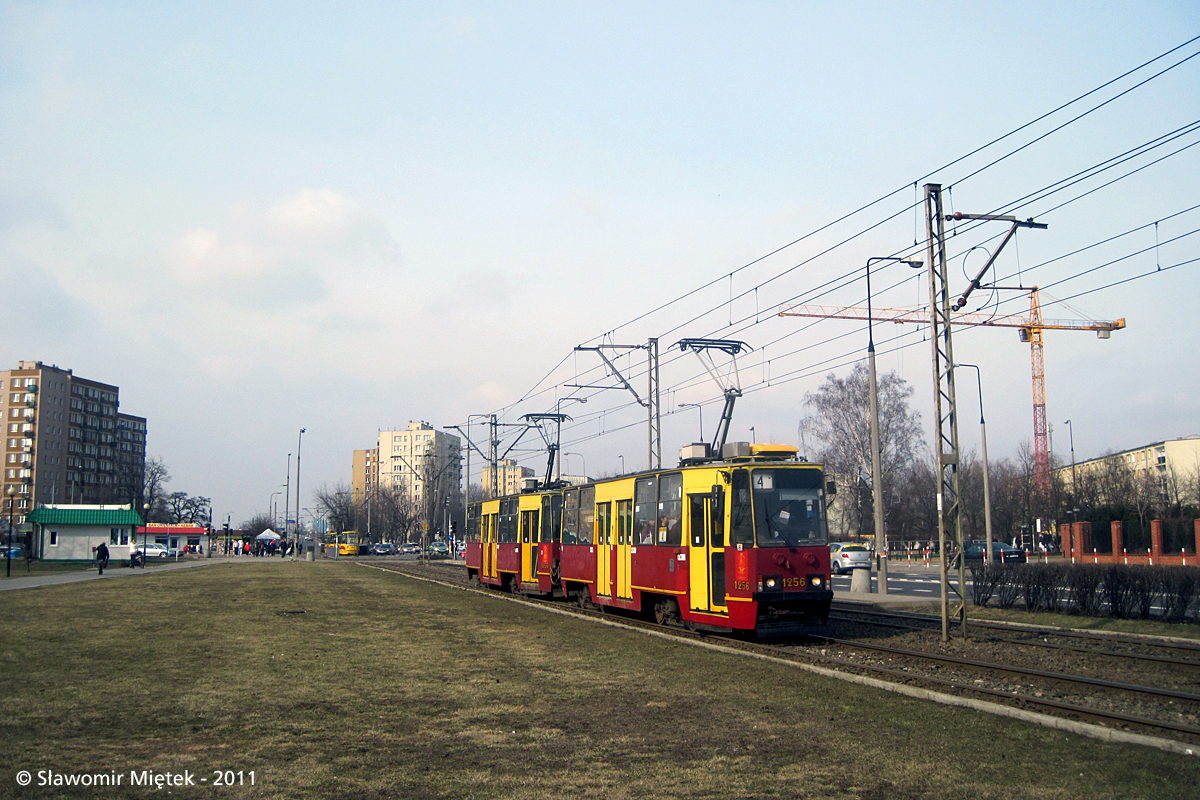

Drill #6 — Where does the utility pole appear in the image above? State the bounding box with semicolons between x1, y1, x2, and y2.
925;184;967;643
571;340;661;470
647;338;661;470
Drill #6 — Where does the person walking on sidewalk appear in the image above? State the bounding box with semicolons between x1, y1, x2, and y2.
96;540;110;576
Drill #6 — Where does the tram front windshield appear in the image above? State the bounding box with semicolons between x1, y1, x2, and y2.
752;469;828;547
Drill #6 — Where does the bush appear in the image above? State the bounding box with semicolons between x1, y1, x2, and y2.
1102;564;1135;619
1161;566;1199;621
1129;566;1162;619
1066;565;1104;617
969;562;1006;607
995;566;1020;609
1017;564;1064;612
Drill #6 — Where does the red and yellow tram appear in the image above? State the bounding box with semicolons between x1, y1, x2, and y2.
466;442;833;637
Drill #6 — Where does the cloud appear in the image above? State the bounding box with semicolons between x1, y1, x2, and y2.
0;185;69;232
164;188;399;309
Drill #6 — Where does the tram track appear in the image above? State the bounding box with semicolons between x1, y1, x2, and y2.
826;608;1200;670
362;559;1200;753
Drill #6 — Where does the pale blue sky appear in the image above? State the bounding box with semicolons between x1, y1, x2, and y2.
2;2;1197;522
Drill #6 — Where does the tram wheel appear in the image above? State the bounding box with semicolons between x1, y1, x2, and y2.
653;598;678;626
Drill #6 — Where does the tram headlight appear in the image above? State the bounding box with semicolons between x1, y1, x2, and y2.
762;575;781;591
808;575;824;589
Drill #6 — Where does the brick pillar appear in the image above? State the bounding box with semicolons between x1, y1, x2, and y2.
1150;519;1164;559
1060;523;1072;558
1078;521;1092;557
1111;520;1124;557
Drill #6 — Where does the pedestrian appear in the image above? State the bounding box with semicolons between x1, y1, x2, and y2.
96;540;110;575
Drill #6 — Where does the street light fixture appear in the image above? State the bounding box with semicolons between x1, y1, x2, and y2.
555;398;586;482
957;364;993;562
1065;419;1077;526
865;255;924;595
679;403;704;443
142;503;150;569
5;486;15;578
563;452;587;481
296;428;306;558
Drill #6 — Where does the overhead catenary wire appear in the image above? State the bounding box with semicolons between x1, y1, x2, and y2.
457;36;1200;476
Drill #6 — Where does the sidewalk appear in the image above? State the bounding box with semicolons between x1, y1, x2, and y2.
0;555;272;593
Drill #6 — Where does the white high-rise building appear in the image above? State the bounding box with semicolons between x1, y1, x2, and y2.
377;421;461;509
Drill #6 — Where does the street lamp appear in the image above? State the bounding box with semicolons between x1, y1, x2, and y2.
1065;419;1077;525
5;485;15;578
142;502;150;569
563;452;587;481
679;403;704;444
865;255;924;595
555;398;586;482
618;454;625;474
957;364;993;563
295;428;306;557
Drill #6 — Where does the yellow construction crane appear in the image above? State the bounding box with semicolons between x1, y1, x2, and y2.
779;288;1125;509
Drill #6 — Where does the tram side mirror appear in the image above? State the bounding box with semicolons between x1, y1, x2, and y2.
826;480;837;496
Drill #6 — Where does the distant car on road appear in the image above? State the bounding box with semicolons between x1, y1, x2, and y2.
428;542;449;558
963;541;1027;564
830;543;871;575
1;545;24;560
399;543;421;555
371;543;396;556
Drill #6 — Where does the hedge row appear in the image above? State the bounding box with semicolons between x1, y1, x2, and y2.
969;563;1200;621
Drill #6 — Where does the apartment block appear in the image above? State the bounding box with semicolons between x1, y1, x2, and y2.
1058;436;1200;499
481;458;535;498
374;421;461;508
351;447;379;502
2;361;147;526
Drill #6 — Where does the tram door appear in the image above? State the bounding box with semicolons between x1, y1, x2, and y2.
596;502;612;596
484;514;499;581
520;509;539;585
615;500;633;599
687;494;727;613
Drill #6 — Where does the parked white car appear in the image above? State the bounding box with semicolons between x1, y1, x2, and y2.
830;543;871;575
136;543;179;559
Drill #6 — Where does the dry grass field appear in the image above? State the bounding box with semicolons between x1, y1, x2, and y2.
1;560;1197;799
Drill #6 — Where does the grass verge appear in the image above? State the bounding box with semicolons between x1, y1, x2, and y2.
1;561;1197;799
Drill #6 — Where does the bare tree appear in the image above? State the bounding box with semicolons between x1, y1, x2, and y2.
141;456;171;516
162;492;212;524
314;483;358;534
799;363;923;540
239;513;275;539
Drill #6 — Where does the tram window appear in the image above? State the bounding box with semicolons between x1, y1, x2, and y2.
562;489;579;545
634;477;657;545
658;473;683;546
618;500;632;545
541;495;555;543
596;502;610;545
711;493;725;548
500;498;519;543
551;494;563;543
578;486;595;545
730;469;754;546
467;505;481;543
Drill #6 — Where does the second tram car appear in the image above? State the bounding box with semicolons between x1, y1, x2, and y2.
466;442;833;637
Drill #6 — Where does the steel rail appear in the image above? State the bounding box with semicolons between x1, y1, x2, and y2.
831;603;1200;653
369;561;1200;743
827;610;1200;669
816;635;1200;703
